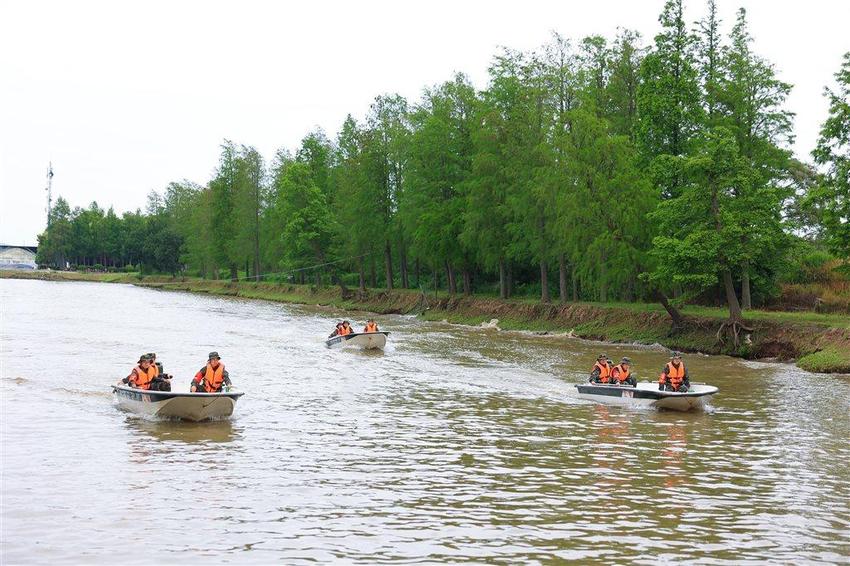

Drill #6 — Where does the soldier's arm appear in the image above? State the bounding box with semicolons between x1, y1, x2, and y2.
191;368;205;386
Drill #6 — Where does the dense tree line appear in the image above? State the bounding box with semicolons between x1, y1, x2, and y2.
37;0;848;345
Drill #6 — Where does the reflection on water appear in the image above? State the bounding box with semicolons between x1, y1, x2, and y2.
126;417;240;444
1;278;849;563
661;423;686;489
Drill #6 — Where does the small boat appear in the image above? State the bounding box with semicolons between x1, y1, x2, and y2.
326;331;389;350
112;385;244;421
575;381;718;412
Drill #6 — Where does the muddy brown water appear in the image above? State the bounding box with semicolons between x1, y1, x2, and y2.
1;278;849;564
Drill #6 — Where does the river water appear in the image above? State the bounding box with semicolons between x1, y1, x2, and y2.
1;278;848;564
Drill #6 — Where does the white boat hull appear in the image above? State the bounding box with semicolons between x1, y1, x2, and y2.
575;382;718;412
326;331;389;350
112;385;244;421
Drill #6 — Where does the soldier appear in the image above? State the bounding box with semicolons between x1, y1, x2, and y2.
125;354;154;390
146;352;172;391
611;357;637;387
659;352;690;392
190;351;232;393
589;354;613;384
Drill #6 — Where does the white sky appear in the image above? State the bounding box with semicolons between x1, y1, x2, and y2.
1;0;848;245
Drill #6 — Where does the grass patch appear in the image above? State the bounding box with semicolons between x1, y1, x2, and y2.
797;348;850;374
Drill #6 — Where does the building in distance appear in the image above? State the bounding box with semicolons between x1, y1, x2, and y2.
0;245;38;270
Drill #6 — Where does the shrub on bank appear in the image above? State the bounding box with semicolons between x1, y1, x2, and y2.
797;348;850;374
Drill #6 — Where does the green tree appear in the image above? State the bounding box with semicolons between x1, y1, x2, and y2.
233;145;265;280
559;109;655;303
363;94;410;289
605;29;644;140
268;161;337;285
717;8;793;308
649;127;754;347
810;52;850;262
209;141;240;280
36;196;72;268
637;0;704;197
333;115;376;291
404;75;477;295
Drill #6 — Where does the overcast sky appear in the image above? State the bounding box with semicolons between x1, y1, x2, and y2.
1;0;848;245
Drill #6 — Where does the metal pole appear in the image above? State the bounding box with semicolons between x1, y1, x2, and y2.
46;162;54;226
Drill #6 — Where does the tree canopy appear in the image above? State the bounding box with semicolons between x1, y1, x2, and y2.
36;0;847;348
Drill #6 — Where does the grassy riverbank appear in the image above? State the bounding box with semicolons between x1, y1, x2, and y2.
4;269;849;373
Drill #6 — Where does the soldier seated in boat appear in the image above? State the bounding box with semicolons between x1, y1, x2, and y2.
146;352;172;391
125;354;155;390
329;322;343;338
363;319;379;333
338;321;353;336
611;357;637;387
658;352;690;392
190;351;232;393
589;354;613;384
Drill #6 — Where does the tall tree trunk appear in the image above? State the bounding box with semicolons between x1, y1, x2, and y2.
572;272;579;302
657;291;685;331
369;256;377;288
445;260;456;295
400;246;409;288
254;176;261;282
558;253;568;303
415;258;420;288
314;270;321;288
625;277;635;302
722;270;743;322
498;258;507;299
462;269;471;296
245;258;250;280
358;257;366;293
507;262;514;299
540;260;550;303
384;241;394;290
433;265;438;298
600;251;608;303
229;263;237;282
673;285;682;299
741;261;752;310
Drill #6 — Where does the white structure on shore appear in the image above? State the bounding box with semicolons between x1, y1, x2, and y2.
0;245;38;269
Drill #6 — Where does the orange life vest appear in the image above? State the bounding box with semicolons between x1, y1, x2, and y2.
132;364;154;390
593;361;612;383
339;326;352;336
365;322;378;332
659;362;686;389
202;363;225;393
612;364;631;383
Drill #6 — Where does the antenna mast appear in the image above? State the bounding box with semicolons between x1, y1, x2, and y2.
46;162;54;226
